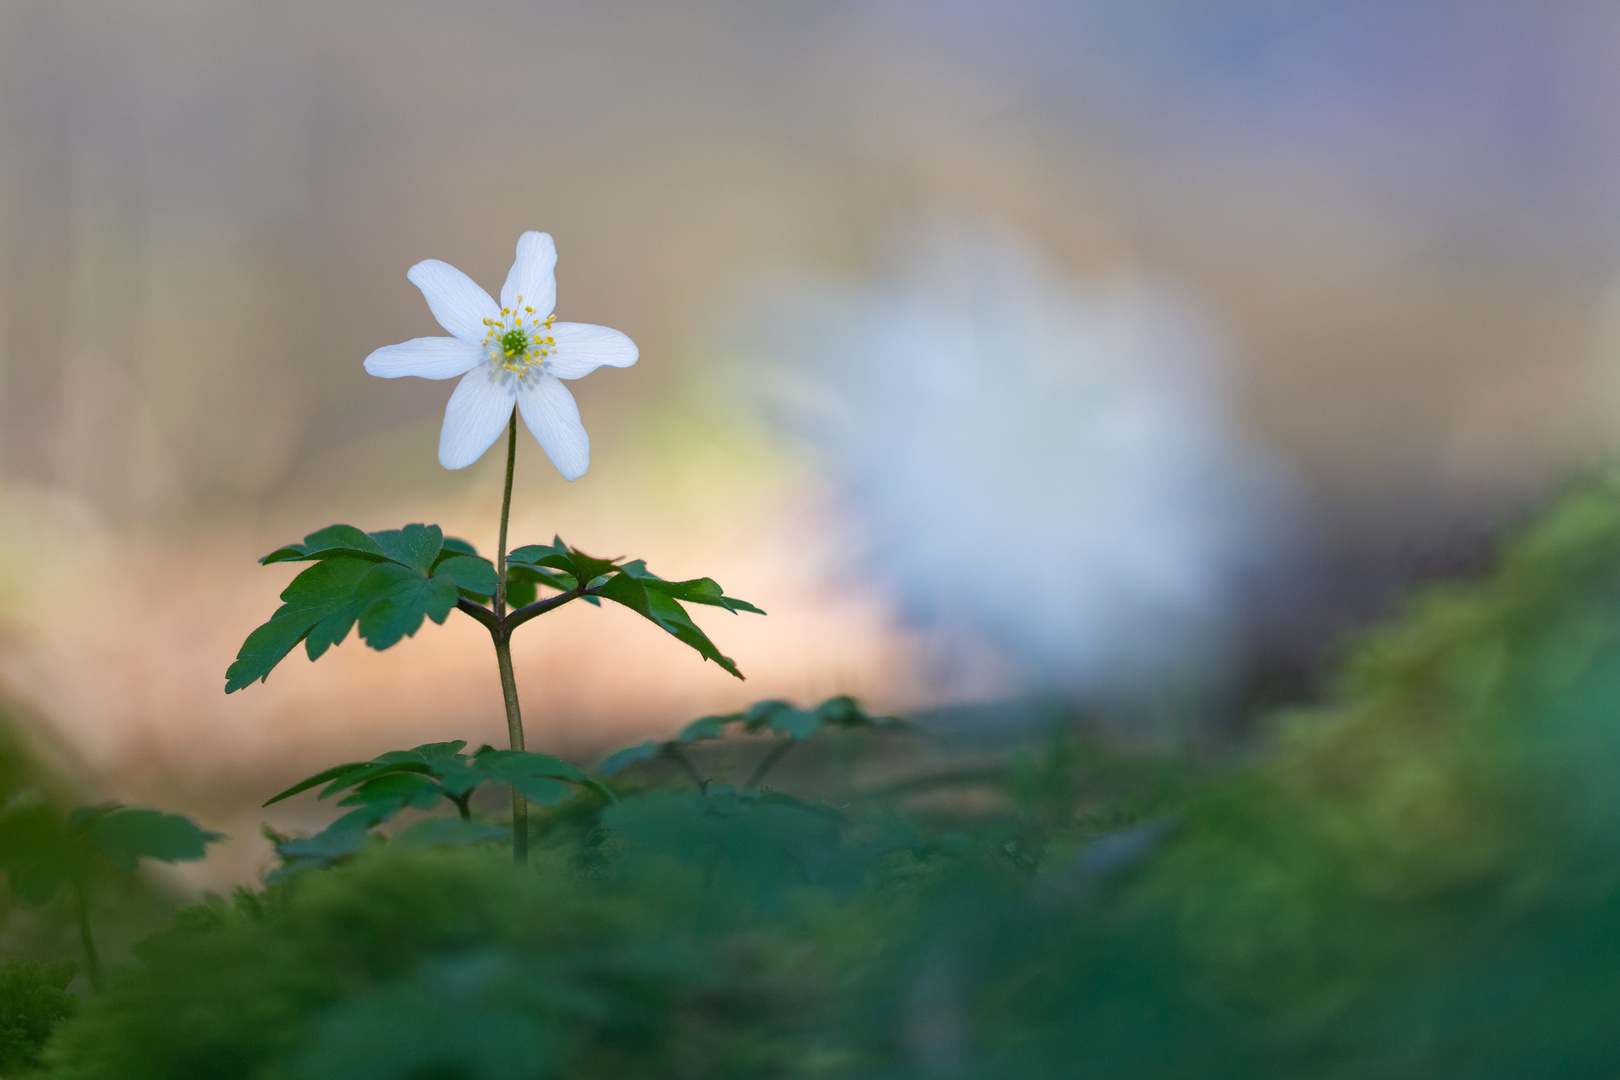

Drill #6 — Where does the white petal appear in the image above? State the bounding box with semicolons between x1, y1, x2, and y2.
364;337;485;380
544;322;639;380
407;260;499;343
439;363;519;470
500;231;558;318
517;374;590;481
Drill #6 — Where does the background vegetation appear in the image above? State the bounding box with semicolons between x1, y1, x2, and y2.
6;467;1620;1077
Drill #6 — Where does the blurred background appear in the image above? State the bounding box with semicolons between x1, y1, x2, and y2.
5;0;1620;884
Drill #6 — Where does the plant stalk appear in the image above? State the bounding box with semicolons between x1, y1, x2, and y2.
494;409;529;863
72;880;103;992
744;739;796;791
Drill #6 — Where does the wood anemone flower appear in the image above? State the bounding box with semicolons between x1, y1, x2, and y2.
365;231;638;478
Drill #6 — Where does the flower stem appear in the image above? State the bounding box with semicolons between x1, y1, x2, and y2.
72;880;103;992
494;408;529;864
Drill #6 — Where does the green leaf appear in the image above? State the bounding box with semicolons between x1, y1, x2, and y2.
87;809;223;871
473;750;614;803
508;537;617;585
13;860;66;906
225;557;373;692
264;762;376;807
435;555;499;597
303;608;355;661
615;561;766;615
506;562;572;592
751;701;821;740
595;740;664;776
652;578;766;615
317;760;434;800
472;749;588;784
368;524;444;575
337;772;443;811
814;694;904;729
431;756;485;798
504;576;538;609
261;524;387;564
326;800;410;834
388;817;507;853
437;537;480;559
596;573;746;679
0;804;71;905
266;824;375;884
678;715;732;743
411;740;468;759
355;564;458;650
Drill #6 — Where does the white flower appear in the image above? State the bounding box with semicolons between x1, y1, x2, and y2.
364;231;638;478
747;223;1295;702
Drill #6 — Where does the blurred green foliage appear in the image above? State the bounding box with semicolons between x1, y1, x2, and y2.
0;960;75;1076
31;467;1620;1076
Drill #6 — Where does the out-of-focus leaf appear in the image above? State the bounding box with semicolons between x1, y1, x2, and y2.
596;741;663;776
412;741;468;760
265;824;376;884
337;773;443;812
317;760;434;801
87;809;224;871
474;750;615;803
678;715;731;743
389;817;508;853
0;803;70;905
432;756;484;798
472;750;588;784
264;762;377;807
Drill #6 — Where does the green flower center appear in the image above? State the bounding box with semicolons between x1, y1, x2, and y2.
481;297;556;377
500;329;529;356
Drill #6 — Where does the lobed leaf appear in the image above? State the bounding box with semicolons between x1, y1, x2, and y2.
388;817;507;853
504;575;538;609
595;740;664;776
678;715;731;743
226;558;374;692
336;772;444;811
86;809;224;871
265;824;375;884
411;740;469;759
435;555;499;598
264;762;378;807
474;749;616;803
355;564;459;649
261;524;388;565
507;537;618;585
436;537;480;559
596;574;746;679
316;760;434;801
368;524;444;575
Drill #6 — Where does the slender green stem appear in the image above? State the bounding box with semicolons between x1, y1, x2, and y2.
744;739;796;791
664;745;709;795
496;408;517;620
72;880;102;992
493;409;529;863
